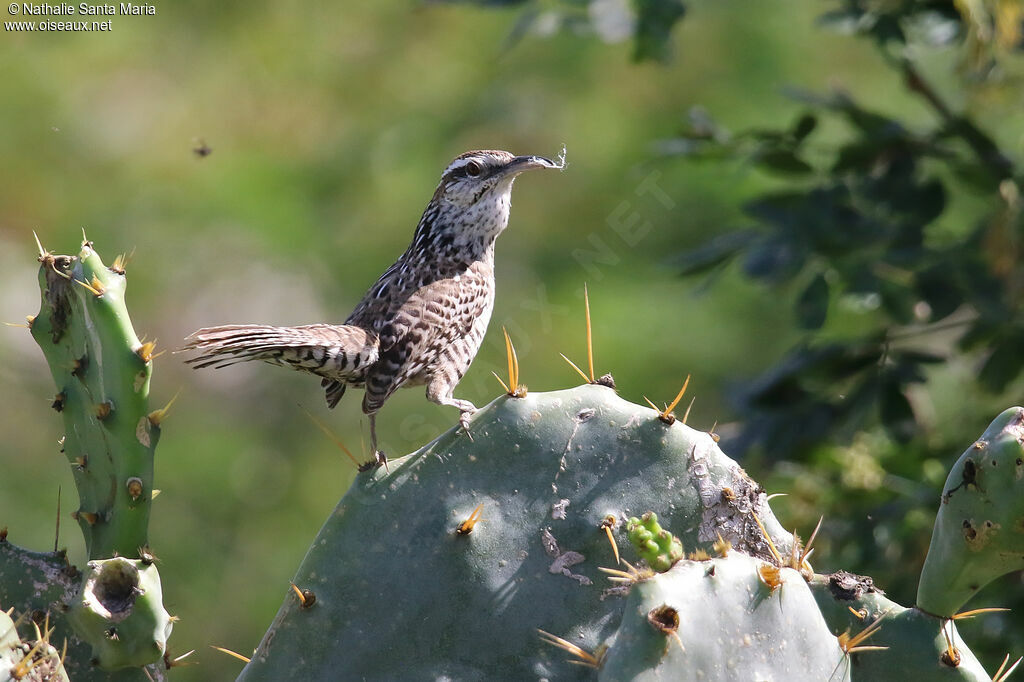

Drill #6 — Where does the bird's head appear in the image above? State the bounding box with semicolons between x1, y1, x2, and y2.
408;148;564;261
436;149;562;207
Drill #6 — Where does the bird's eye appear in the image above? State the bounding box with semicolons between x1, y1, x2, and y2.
465;161;482;177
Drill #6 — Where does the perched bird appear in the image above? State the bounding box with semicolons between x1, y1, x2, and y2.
183;149;563;469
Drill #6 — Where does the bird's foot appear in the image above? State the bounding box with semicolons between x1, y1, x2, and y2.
459;409;476;442
358;450;388;473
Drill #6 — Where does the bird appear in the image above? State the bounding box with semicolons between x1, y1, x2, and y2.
183;149;563;470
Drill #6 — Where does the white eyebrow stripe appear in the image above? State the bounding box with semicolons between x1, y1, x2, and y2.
443;157;483;175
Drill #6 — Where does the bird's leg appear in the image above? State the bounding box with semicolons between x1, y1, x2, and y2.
451;400;478;442
359;413;388;472
455;402;477;441
427;380;477;440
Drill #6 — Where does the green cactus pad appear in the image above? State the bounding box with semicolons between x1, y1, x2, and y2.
916;407;1024;617
810;572;989;680
65;557;171;670
29;242;157;560
238;385;796;680
598;553;848;681
626;512;683;571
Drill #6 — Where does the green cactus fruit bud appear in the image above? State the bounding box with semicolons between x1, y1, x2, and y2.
627;511;684;572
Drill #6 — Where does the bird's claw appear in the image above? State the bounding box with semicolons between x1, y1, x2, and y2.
459;411;475;442
359;450;388;473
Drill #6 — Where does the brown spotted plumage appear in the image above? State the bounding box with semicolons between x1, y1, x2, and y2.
183;149;560;469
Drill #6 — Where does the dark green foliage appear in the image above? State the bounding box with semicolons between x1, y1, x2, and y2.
669;7;1022;457
631;0;686;62
656;2;1024;665
442;0;688;63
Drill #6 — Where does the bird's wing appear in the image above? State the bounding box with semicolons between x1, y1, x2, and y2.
361;263;492;413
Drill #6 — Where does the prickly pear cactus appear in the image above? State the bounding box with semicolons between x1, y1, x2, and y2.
810;573;989;680
237;384;807;680
29;241;157;560
599;553;848;681
238;384;1017;681
0;605;70;682
65;558;171;670
0;239;170;679
917;407;1024;618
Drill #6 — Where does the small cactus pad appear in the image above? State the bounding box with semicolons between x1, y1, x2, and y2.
917;407;1024;617
65;558;171;670
810;573;988;680
0;539;157;679
598;553;848;681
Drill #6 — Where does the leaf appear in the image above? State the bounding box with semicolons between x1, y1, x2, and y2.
914;263;962;320
880;378;916;443
865;14;907;45
632;0;687;62
755;149;814;176
743;343;883;404
675;229;755;276
741;237;803;283
908;179;947;230
979;335;1024;393
958;318;1000;352
946;117;1014;181
792;113;817;142
796;273;829;330
841;104;905;139
890;349;945;365
914;10;962;47
686;105;725;140
877;279;917;325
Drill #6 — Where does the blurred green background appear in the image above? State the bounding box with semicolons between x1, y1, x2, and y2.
2;0;1023;679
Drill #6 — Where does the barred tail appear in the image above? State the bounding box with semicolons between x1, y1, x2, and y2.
182;323;379;386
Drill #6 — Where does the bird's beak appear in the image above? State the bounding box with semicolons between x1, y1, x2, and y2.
502;155;560;175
